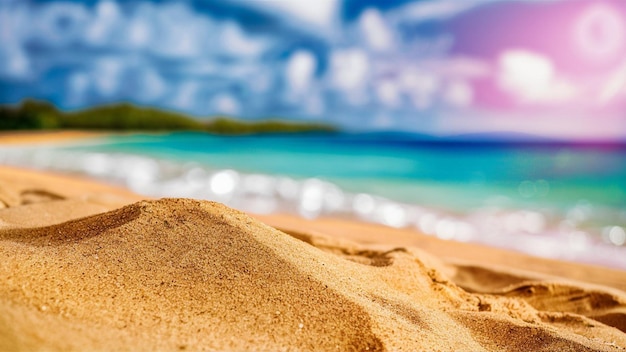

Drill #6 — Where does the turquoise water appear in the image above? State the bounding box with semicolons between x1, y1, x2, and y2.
2;132;625;268
81;132;626;210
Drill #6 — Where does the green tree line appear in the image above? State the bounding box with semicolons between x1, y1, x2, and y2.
0;100;337;135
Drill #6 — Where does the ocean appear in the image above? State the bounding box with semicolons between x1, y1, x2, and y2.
2;132;625;269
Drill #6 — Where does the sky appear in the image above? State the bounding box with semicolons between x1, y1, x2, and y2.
1;0;626;140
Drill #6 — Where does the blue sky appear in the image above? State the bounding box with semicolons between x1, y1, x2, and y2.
1;0;626;139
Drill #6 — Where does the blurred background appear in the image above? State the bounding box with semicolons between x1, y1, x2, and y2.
1;0;625;268
2;0;626;135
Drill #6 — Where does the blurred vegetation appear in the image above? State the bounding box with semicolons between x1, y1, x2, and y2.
205;117;336;134
0;100;337;135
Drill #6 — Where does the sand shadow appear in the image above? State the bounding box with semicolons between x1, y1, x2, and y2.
278;227;405;267
451;263;626;334
20;189;65;205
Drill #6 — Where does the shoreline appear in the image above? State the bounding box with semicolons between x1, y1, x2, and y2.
0;130;111;145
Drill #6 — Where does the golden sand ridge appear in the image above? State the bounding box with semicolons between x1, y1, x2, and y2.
0;166;625;351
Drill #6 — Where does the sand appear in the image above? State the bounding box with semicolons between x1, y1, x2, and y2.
0;144;625;350
0;130;108;145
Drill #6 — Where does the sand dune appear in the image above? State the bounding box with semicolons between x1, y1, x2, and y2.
0;167;625;350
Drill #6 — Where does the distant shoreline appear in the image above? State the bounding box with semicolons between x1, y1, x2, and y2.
0;130;111;145
0;100;338;135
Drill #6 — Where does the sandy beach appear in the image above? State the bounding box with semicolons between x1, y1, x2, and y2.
1;133;625;351
0;130;108;145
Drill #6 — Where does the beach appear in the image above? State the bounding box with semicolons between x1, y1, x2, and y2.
1;133;626;351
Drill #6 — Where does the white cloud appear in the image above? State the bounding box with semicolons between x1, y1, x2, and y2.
67;72;89;104
389;0;476;23
330;49;370;91
359;8;394;52
328;48;371;106
390;0;553;24
0;1;27;44
83;1;271;60
171;81;199;110
400;70;440;94
211;93;240;115
127;15;152;47
424;56;491;79
93;57;123;97
443;80;473;108
304;93;325;116
355;53;489;111
598;61;626;106
1;2;86;79
500;50;554;90
0;45;30;79
84;0;121;46
394;69;435;110
285;50;316;94
376;80;401;108
221;21;268;58
240;0;340;29
149;3;205;59
66;56;166;104
35;2;89;47
497;49;578;104
372;113;394;128
137;69;167;102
